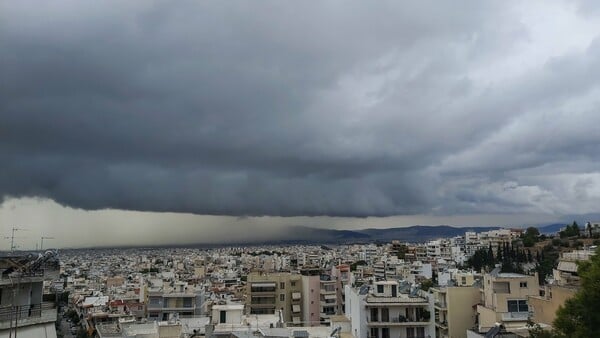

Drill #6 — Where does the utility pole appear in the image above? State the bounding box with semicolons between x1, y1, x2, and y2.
40;236;54;250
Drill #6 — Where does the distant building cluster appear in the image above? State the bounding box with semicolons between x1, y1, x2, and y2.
0;225;597;338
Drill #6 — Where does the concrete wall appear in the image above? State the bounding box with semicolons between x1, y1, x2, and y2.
301;275;320;326
447;287;480;338
529;285;576;326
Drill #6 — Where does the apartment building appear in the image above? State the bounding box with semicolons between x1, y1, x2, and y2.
246;272;303;325
477;230;516;252
431;285;480;338
0;253;59;338
331;264;350;315
346;281;434;338
147;281;199;321
318;276;338;326
472;269;539;335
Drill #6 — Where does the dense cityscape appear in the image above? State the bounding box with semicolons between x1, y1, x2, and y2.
3;1;600;338
1;223;599;337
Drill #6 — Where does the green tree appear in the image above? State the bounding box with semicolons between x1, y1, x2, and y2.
552;246;600;338
571;221;580;237
523;227;541;247
350;260;367;271
420;279;433;291
395;244;408;259
526;226;540;237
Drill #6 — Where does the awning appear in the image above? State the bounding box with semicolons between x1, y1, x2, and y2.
324;294;337;300
292;292;301;300
292;305;301;313
292;316;301;323
251;282;276;287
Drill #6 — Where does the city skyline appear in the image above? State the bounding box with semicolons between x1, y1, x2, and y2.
2;1;600;247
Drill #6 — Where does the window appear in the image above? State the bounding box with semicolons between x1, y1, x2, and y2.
406;328;415;338
370;328;379;338
381;327;390;338
377;285;384;293
461;276;467;284
507;300;528;312
520;282;528;288
370;308;379;322
381;308;389;322
280;282;285;289
291;281;296;287
280;294;285;301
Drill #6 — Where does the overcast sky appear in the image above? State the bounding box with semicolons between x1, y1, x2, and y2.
2;1;600;248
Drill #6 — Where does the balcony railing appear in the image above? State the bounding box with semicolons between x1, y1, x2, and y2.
501;311;530;321
0;302;57;329
368;316;430;325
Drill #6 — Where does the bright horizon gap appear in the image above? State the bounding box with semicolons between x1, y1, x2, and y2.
0;197;571;249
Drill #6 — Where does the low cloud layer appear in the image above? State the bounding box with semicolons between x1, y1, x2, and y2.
2;1;600;218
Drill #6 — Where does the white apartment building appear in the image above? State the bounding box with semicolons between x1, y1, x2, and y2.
346;281;435;338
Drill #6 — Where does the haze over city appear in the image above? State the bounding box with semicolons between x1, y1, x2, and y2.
2;1;600;248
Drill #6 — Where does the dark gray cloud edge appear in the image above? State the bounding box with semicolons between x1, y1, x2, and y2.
2;1;600;217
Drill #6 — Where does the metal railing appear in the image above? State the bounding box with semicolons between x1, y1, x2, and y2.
0;303;55;322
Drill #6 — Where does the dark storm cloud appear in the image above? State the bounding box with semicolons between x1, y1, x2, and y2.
2;1;600;217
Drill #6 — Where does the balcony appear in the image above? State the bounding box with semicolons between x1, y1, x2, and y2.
367;317;430;326
250;303;276;309
501;311;530;321
435;320;448;329
161;306;196;312
0;303;57;330
320;301;337;308
292;292;302;301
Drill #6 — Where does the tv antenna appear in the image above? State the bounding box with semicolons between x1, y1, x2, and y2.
4;227;28;252
40;236;55;250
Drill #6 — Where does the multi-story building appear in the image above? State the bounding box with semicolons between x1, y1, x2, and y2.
0;253;60;338
373;261;387;280
346;281;434;338
245;272;302;325
301;269;321;326
477;230;515;252
147;281;199;321
470;269;539;335
431;285;480;338
318;276;338;326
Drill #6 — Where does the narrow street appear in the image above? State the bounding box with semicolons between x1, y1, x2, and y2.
58;316;75;338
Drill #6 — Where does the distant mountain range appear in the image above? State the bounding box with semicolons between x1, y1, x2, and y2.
536;223;566;234
270;225;502;244
72;223;570;249
249;223;568;245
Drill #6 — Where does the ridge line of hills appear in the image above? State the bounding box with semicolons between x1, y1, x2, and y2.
52;223;567;250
